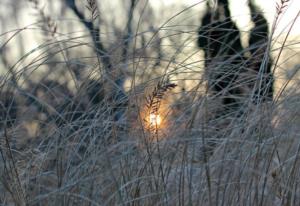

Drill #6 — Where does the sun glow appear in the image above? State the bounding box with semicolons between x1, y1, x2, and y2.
149;113;162;127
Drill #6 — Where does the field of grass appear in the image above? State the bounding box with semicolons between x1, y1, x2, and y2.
1;0;300;205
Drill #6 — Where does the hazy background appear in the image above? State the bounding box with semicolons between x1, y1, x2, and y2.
1;0;299;93
1;1;300;205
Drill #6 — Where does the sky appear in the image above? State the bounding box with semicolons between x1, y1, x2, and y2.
152;0;299;36
0;0;299;72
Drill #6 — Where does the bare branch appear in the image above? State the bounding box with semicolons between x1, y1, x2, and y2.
65;0;112;71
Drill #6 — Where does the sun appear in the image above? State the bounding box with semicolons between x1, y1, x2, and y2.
149;113;162;126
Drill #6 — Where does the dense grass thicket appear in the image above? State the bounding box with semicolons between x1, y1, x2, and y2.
1;0;300;205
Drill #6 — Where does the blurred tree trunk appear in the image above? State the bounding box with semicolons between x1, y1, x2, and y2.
197;0;274;153
65;0;137;122
198;0;245;118
248;1;274;104
198;0;273;116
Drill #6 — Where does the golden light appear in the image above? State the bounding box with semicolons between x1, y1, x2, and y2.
149;113;162;127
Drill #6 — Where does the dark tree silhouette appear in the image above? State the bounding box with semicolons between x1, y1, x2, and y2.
85;79;105;105
248;1;273;104
198;0;245;115
65;0;132;122
198;0;273;117
0;91;18;128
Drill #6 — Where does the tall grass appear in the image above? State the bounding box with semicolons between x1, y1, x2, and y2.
0;0;300;205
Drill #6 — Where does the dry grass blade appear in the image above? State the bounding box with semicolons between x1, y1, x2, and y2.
28;0;57;36
276;0;290;15
85;0;99;21
0;0;300;205
145;81;177;134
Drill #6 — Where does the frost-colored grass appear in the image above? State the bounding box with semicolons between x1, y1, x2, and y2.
1;0;300;205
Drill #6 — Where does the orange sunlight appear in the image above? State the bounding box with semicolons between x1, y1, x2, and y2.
149;113;162;127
